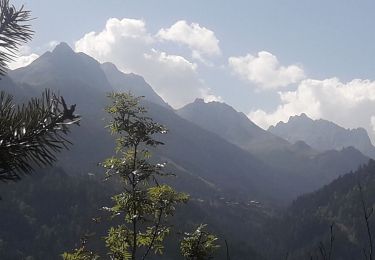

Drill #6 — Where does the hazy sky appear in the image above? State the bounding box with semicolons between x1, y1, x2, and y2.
11;0;375;141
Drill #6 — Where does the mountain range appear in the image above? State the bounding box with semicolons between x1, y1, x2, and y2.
3;42;371;204
176;98;369;194
269;113;375;159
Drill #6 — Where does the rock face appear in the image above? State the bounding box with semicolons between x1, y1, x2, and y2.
269;113;375;158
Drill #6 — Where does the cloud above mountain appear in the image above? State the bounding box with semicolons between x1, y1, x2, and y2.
249;77;375;141
75;18;219;108
229;51;305;89
157;20;221;61
227;50;375;142
8;46;39;70
9;53;39;70
63;17;375;141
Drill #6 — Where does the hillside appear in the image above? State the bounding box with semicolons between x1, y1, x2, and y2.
264;160;375;259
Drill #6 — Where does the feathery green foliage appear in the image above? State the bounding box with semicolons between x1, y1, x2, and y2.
180;224;220;260
62;93;223;259
62;246;99;260
64;92;189;260
102;92;189;260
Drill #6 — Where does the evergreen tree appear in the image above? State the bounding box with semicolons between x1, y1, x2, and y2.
0;0;33;75
0;90;80;181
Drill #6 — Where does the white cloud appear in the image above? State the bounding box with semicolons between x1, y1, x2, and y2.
142;49;203;107
200;88;224;103
48;40;60;49
229;51;305;89
75;18;153;64
75;18;216;108
371;116;375;132
7;45;39;70
157;20;221;60
0;45;39;70
8;53;39;70
248;77;375;141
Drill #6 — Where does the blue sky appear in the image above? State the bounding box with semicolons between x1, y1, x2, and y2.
11;0;375;141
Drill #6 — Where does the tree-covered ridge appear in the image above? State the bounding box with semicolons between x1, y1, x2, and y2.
266;160;375;259
0;168;114;259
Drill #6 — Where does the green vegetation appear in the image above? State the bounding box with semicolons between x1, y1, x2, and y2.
102;92;188;259
180;224;220;260
63;93;218;260
264;160;375;259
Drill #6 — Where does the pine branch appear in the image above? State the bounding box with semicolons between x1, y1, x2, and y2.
0;0;34;75
0;89;80;182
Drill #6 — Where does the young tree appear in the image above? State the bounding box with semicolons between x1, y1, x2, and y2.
63;93;221;260
97;93;189;260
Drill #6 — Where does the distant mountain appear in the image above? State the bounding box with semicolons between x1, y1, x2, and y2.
0;74;37;102
177;99;369;193
177;99;291;153
4;42;299;205
7;43;122;173
6;43;171;174
9;42;114;113
264;159;375;260
10;42;112;95
269;113;375;158
4;43;370;204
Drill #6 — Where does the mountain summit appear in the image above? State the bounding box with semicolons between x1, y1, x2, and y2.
269;113;375;158
51;42;75;55
9;42;113;95
177;99;290;153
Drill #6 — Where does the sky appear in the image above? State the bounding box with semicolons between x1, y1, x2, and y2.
10;0;375;141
